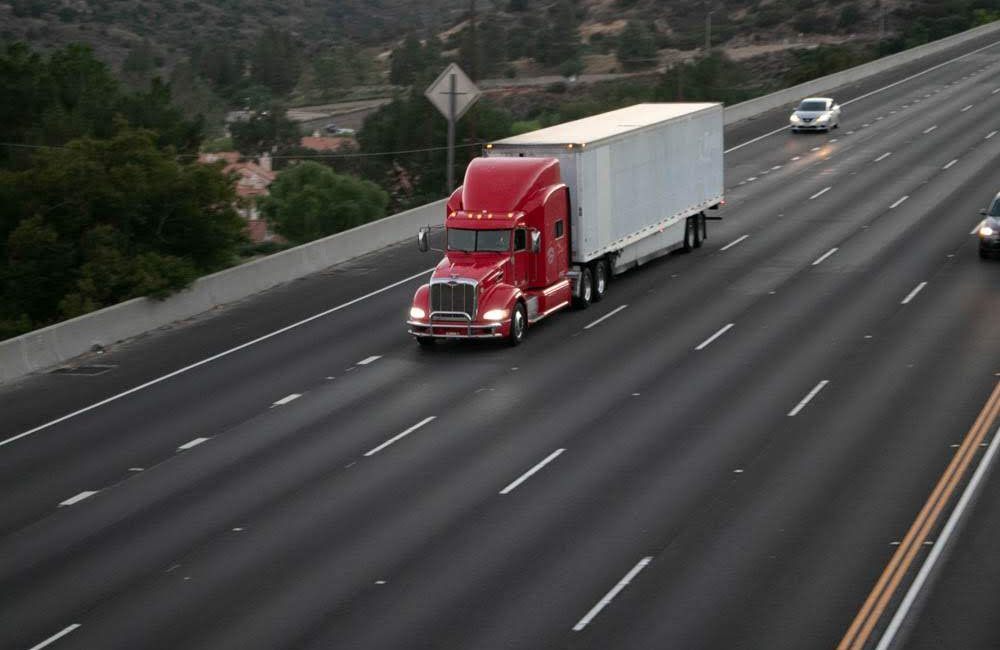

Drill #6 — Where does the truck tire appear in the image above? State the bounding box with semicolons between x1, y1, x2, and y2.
574;268;593;309
699;212;708;244
681;216;692;252
693;214;704;248
508;302;527;346
592;261;608;302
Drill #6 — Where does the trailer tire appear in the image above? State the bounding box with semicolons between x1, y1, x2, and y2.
574;268;593;309
508;302;527;346
682;216;695;252
699;212;707;244
693;214;704;248
592;260;608;302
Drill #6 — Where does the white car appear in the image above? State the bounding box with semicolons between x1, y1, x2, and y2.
790;97;841;133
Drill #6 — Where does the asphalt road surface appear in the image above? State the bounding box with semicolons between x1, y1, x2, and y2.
2;33;1000;650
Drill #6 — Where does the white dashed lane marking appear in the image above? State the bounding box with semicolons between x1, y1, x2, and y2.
59;491;98;507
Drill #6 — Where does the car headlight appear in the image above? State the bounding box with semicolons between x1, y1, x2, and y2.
482;308;508;321
410;307;426;319
816;114;830;123
980;226;995;237
790;114;801;123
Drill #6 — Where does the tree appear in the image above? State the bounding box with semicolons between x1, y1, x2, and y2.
617;20;658;71
250;27;302;96
229;104;300;155
390;33;425;86
314;48;350;98
261;162;389;243
0;128;245;336
536;0;581;66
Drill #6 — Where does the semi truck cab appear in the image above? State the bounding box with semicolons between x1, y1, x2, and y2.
407;157;573;346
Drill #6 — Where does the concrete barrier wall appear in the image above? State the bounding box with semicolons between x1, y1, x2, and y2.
0;199;446;383
724;21;1000;125
3;21;1000;383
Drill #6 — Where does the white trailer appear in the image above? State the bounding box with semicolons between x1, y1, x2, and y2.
485;103;724;276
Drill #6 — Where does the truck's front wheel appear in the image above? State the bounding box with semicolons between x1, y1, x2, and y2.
508;303;527;346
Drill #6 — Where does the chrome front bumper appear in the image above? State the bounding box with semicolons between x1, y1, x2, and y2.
407;311;509;339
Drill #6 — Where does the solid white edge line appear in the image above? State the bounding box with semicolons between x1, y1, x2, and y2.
944;159;958;169
12;38;1000;451
810;186;832;200
890;195;909;209
788;380;830;417
364;416;436;457
720;234;749;251
811;247;839;266
272;393;301;407
27;624;82;650
875;422;1000;650
584;305;628;330
875;152;892;161
695;323;735;351
572;557;653;631
499;448;565;495
1;267;437;449
177;437;209;451
59;491;98;507
901;281;928;305
357;355;382;365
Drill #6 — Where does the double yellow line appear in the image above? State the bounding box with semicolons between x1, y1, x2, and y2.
838;379;1000;650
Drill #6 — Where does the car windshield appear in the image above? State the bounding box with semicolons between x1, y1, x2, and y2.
798;100;828;112
990;197;1000;217
447;228;511;252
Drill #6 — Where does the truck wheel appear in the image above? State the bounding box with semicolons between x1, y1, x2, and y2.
574;268;593;309
693;214;704;248
699;212;708;244
682;216;695;252
592;261;608;302
508;303;527;346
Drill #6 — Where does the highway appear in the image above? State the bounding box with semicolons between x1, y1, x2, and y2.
2;33;1000;650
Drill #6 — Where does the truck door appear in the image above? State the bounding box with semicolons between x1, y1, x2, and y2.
513;227;529;286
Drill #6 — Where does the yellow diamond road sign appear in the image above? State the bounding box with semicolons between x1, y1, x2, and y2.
425;63;481;121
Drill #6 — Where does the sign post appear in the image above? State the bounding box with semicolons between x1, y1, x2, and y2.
425;63;481;193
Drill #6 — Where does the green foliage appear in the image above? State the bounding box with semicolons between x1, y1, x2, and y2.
358;90;512;208
783;44;865;85
535;0;582;66
838;3;863;30
0;129;245;337
229;105;301;155
0;43;204;170
617;20;658;71
657;51;767;104
261;162;388;243
389;33;443;86
250;27;302;95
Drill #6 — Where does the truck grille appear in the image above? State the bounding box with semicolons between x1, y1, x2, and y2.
430;281;477;320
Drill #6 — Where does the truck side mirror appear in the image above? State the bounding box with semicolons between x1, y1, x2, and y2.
417;227;430;252
530;229;541;253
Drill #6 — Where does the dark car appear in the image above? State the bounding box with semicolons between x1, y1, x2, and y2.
977;191;1000;259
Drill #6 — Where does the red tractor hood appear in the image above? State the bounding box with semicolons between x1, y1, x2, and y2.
432;253;507;286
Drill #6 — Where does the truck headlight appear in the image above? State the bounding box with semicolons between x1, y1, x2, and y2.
482;308;508;321
410;307;426;319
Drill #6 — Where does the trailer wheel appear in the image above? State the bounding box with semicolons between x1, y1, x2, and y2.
699;212;708;244
508;302;527;346
574;268;593;309
693;214;704;249
682;216;695;252
592;261;608;302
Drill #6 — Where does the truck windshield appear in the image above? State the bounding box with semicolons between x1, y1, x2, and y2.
447;228;512;252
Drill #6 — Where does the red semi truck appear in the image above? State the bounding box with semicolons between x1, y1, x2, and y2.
407;103;724;346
